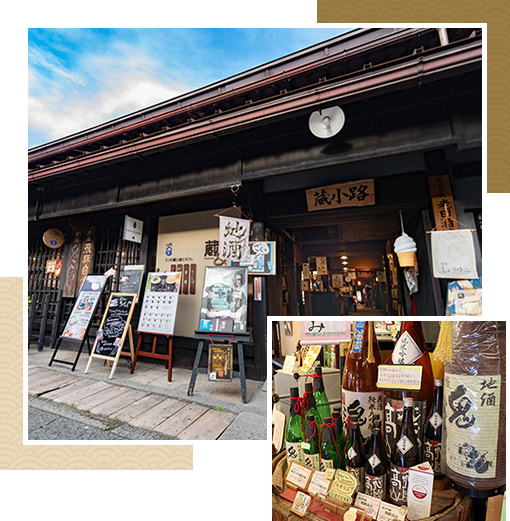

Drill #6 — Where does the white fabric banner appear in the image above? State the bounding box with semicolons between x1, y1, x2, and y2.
431;229;478;279
218;215;250;262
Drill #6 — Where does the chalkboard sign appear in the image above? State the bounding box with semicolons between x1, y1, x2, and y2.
62;274;107;341
118;264;145;300
93;294;137;357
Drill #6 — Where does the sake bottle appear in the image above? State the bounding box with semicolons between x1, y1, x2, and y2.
389;397;419;506
302;382;321;424
342;321;382;442
285;386;305;464
332;408;346;468
302;414;321;470
365;417;388;499
320;417;341;470
313;365;331;423
384;321;434;457
424;378;445;478
345;414;366;495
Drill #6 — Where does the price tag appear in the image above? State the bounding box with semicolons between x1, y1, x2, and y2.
281;355;299;375
376;364;423;391
308;471;332;496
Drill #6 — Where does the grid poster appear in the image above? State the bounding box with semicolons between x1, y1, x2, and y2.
137;272;181;335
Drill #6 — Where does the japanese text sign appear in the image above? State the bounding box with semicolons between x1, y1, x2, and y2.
305;179;375;212
428;175;458;230
218;216;250;262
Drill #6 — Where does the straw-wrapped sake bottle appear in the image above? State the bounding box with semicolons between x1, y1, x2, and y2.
444;321;506;497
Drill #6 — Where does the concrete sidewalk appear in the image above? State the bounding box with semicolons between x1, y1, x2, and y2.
28;348;267;441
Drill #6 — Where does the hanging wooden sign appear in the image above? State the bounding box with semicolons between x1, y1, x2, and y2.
428;175;459;230
306;179;375;212
85;293;137;379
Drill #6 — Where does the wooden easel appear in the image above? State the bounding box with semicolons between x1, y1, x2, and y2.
84;293;137;379
130;332;174;382
187;331;251;403
85;324;135;379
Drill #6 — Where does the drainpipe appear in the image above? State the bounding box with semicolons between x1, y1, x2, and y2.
438;28;449;46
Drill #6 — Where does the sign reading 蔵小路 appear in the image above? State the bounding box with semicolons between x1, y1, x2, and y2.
305;179;375;212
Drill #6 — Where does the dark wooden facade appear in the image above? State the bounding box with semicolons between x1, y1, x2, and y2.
28;28;482;379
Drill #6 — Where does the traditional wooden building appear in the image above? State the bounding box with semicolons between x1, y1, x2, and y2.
28;28;482;378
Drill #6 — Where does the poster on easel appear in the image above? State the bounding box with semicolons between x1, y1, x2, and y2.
118;264;145;301
198;266;248;334
208;344;233;381
62;274;107;340
85;293;137;378
137;272;181;335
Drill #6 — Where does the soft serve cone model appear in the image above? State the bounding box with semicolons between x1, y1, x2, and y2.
394;232;417;267
394;211;417;267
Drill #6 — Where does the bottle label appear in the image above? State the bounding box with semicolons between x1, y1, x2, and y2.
286;441;303;464
347;447;357;460
368;453;382;468
342;389;383;440
444;372;501;480
346;466;364;495
396;435;414;455
352;322;365;353
389;462;409;506
303;451;321;471
424;440;442;474
392;331;422;365
321;458;335;471
365;474;386;500
384;397;426;457
429;411;442;429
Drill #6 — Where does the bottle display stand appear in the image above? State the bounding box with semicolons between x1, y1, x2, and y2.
187;331;251;403
130;331;174;382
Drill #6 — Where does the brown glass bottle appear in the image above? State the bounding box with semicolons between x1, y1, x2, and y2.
365;418;388;499
424;378;444;478
384;321;434;457
342;321;382;442
389;397;419;505
345;414;366;495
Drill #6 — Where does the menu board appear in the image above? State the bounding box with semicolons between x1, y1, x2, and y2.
137;272;181;335
208;344;233;381
62;274;107;341
118;264;145;300
93;293;137;358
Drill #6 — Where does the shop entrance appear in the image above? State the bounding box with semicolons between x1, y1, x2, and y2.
266;201;433;317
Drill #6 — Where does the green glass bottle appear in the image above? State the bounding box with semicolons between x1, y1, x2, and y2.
302;414;321;470
303;382;321;423
332;408;346;469
285;386;305;464
320;417;341;470
313;366;331;423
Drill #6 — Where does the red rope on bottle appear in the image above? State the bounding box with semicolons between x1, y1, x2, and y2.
291;396;306;434
302;390;312;413
305;417;318;443
319;420;343;465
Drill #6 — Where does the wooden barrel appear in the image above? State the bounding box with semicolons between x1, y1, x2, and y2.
272;452;472;521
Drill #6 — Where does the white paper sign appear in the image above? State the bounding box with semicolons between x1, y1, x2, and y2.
219;215;250;262
431;229;478;279
123;215;143;243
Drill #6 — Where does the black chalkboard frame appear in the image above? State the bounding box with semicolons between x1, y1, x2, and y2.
84;292;138;379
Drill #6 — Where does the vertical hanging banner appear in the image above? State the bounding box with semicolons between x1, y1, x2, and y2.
219;216;251;262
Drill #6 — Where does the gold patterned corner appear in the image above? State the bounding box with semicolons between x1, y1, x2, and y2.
0;278;193;470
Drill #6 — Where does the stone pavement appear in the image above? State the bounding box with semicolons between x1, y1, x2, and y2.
28;347;267;441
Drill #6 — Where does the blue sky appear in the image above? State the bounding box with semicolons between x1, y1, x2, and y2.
28;28;352;148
